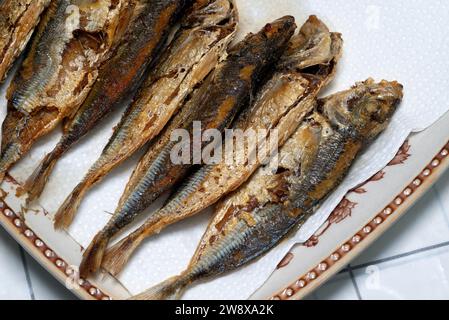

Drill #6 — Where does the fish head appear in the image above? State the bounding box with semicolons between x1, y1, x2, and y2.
321;79;403;140
184;0;238;28
280;15;341;70
261;15;296;42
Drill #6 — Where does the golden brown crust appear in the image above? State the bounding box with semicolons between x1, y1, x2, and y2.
0;0;131;181
0;0;51;82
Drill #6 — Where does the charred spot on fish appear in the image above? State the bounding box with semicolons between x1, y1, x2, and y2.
274;166;289;175
164;85;181;105
242;196;260;213
109;0;119;10
216;17;232;26
209;235;217;246
299;64;321;75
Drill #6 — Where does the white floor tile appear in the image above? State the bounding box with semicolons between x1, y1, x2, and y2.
24;254;77;300
353;247;449;299
312;272;359;300
352;188;449;265
0;230;31;300
434;170;449;228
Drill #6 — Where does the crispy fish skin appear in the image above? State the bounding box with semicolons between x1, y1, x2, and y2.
20;0;194;212
79;16;297;279
0;0;132;181
38;0;238;230
102;15;343;276
132;79;403;300
0;0;50;83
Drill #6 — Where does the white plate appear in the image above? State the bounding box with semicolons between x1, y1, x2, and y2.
1;0;449;300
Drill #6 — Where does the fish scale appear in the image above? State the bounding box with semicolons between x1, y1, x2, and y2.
12;0;70;114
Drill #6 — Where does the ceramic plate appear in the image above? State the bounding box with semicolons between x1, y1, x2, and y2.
1;0;449;300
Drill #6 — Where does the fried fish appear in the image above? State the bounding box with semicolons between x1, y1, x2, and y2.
19;0;195;207
131;79;403;300
33;0;238;228
0;0;51;83
79;16;297;279
102;15;343;276
0;0;132;181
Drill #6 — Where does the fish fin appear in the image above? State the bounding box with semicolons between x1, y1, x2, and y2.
79;231;110;278
53;185;85;230
129;275;189;300
102;232;144;277
20;152;58;202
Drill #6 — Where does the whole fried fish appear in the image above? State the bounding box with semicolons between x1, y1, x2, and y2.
0;0;132;181
33;0;238;227
102;15;343;276
79;16;297;279
0;0;50;83
20;0;195;207
131;79;403;300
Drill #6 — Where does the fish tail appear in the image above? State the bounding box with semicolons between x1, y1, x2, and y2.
103;218;163;276
130;273;191;300
79;230;111;278
53;183;86;230
102;230;146;276
19;151;59;201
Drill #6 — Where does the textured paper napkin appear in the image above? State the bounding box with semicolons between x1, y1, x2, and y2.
2;0;449;300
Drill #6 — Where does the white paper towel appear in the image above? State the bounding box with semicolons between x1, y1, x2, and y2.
2;0;449;300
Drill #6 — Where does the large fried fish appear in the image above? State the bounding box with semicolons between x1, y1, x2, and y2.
79;16;297;279
103;15;343;276
132;79;403;300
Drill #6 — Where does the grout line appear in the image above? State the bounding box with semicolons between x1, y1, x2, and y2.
18;246;35;300
347;264;362;300
338;266;349;274
432;185;449;229
350;241;449;271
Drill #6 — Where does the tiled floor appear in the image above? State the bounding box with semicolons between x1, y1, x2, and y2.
2;170;449;300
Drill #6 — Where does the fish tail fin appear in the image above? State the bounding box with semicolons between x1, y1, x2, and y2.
79;230;110;278
19;152;59;201
130;273;191;300
102;230;146;276
53;183;87;229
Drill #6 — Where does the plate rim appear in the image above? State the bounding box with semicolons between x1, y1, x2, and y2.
270;140;449;300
